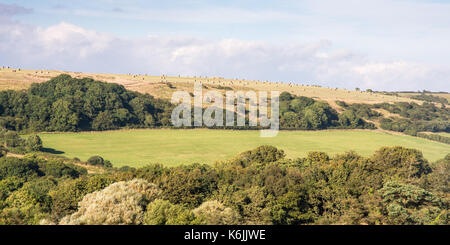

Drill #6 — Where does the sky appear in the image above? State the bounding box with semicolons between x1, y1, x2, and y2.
0;0;449;91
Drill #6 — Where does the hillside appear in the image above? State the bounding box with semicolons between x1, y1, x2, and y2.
0;67;423;111
1;67;448;138
0;68;448;226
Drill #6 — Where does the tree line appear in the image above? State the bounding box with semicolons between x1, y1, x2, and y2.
0;75;376;133
416;133;450;144
279;93;375;130
376;102;450;136
0;74;174;132
410;93;448;105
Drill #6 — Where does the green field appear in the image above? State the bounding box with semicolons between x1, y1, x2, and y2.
37;129;450;167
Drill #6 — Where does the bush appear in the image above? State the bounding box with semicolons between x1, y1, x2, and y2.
0;176;24;204
0;157;40;180
381;181;446;225
59;179;160;225
159;165;218;208
144;199;196;225
306;151;330;163
39;160;86;178
371;146;431;180
86;156;113;168
421;155;449;193
0;178;57;225
271;191;310;225
279;92;294;101
49;176;113;219
26;135;42;152
87;156;104;166
193;200;241;225
411;93;448;104
103;160;113;168
3;131;24;148
237;145;285;166
0;145;6;158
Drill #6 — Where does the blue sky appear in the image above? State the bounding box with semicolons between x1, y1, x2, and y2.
1;0;449;91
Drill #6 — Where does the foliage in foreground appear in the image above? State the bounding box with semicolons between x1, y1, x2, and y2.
0;146;448;225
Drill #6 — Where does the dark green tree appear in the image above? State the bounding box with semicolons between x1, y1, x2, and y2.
26;135;42;152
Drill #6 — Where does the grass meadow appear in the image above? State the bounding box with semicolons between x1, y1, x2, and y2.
37;129;450;167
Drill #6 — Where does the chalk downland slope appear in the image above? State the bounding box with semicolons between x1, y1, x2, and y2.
0;67;423;111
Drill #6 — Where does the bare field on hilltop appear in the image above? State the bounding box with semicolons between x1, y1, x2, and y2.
0;67;422;110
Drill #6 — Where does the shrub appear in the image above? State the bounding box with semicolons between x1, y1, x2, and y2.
381;181;446;225
0;176;24;204
279;92;293;101
103;160;113;168
421;155;450;193
159;165;218;208
0;145;6;158
193;200;241;225
0;157;40;180
411;93;448;104
237;145;285;166
143;199;196;225
39;160;86;178
26;135;43;152
86;156;113;168
87;156;104;166
371;146;431;180
3;131;24;148
49;176;113;219
271;191;310;225
59;179;160;225
0;178;57;225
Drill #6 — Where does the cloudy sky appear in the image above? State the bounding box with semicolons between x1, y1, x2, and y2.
0;0;449;91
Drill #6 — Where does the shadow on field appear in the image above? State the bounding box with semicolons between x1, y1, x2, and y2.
41;147;65;154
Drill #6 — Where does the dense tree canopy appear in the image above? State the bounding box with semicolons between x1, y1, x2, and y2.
0;145;447;225
279;93;375;130
0;74;174;132
0;77;381;133
376;102;450;136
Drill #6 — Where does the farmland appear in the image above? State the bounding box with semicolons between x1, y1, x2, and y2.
1;69;448;226
0;67;422;110
37;129;450;167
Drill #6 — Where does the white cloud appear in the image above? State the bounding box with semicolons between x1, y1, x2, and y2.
0;19;448;92
350;62;449;91
35;22;113;57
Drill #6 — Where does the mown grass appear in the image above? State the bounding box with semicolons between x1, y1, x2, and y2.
37;129;450;167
